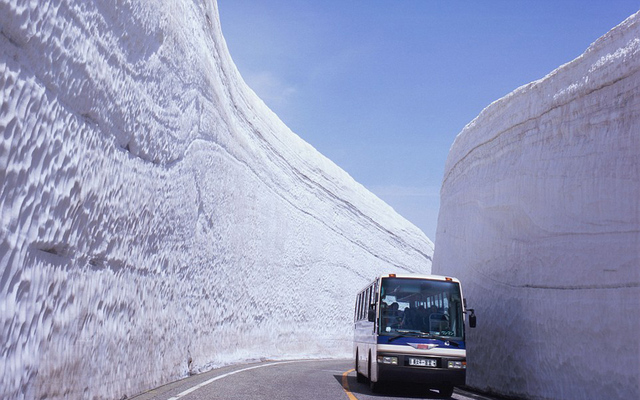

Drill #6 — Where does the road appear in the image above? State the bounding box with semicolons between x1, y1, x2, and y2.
131;359;503;400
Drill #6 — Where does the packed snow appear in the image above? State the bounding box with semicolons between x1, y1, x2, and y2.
0;1;433;399
433;11;640;400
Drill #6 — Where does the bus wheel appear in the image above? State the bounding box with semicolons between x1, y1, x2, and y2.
436;384;454;398
355;351;366;383
368;356;380;392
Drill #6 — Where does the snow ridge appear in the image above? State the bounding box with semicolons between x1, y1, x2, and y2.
434;11;640;400
0;1;433;399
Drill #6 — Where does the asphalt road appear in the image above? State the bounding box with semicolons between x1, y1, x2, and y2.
131;359;503;400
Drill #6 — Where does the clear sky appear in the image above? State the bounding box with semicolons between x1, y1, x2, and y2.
217;1;640;242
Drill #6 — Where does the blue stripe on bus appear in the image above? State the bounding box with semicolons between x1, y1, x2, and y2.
376;335;466;349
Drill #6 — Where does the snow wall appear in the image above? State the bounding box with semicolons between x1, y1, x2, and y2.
0;1;434;398
433;11;640;400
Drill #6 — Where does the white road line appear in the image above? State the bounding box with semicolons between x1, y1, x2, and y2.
167;360;302;400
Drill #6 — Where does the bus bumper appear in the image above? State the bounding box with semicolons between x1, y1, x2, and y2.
376;354;466;387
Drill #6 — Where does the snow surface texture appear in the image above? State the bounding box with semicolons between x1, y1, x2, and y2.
433;11;640;400
0;1;433;398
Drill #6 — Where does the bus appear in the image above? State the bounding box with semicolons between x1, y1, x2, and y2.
353;274;476;397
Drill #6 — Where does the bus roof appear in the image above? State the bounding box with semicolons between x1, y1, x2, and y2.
378;273;461;284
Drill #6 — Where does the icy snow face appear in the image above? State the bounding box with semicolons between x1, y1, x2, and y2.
433;11;640;400
0;1;433;399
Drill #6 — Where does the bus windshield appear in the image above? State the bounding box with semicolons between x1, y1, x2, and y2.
378;277;464;339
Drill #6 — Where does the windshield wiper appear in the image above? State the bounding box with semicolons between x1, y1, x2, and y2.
420;332;461;347
386;330;461;347
387;330;423;343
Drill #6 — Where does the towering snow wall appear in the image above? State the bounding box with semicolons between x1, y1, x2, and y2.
433;12;640;400
0;1;433;398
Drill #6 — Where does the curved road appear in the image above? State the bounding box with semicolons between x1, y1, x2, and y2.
131;359;501;400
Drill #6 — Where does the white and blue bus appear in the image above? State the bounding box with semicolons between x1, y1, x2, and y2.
354;274;476;397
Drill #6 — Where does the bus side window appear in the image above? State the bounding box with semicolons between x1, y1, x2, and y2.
369;285;375;304
366;287;370;308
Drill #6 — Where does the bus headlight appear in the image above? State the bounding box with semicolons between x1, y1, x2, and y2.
447;361;466;369
377;356;398;365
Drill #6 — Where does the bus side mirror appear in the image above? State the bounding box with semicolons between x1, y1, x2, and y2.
367;305;376;322
468;309;477;328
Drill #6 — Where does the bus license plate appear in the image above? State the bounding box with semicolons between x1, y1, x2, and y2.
408;358;437;367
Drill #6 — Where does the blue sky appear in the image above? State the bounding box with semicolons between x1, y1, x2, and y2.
218;1;640;242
